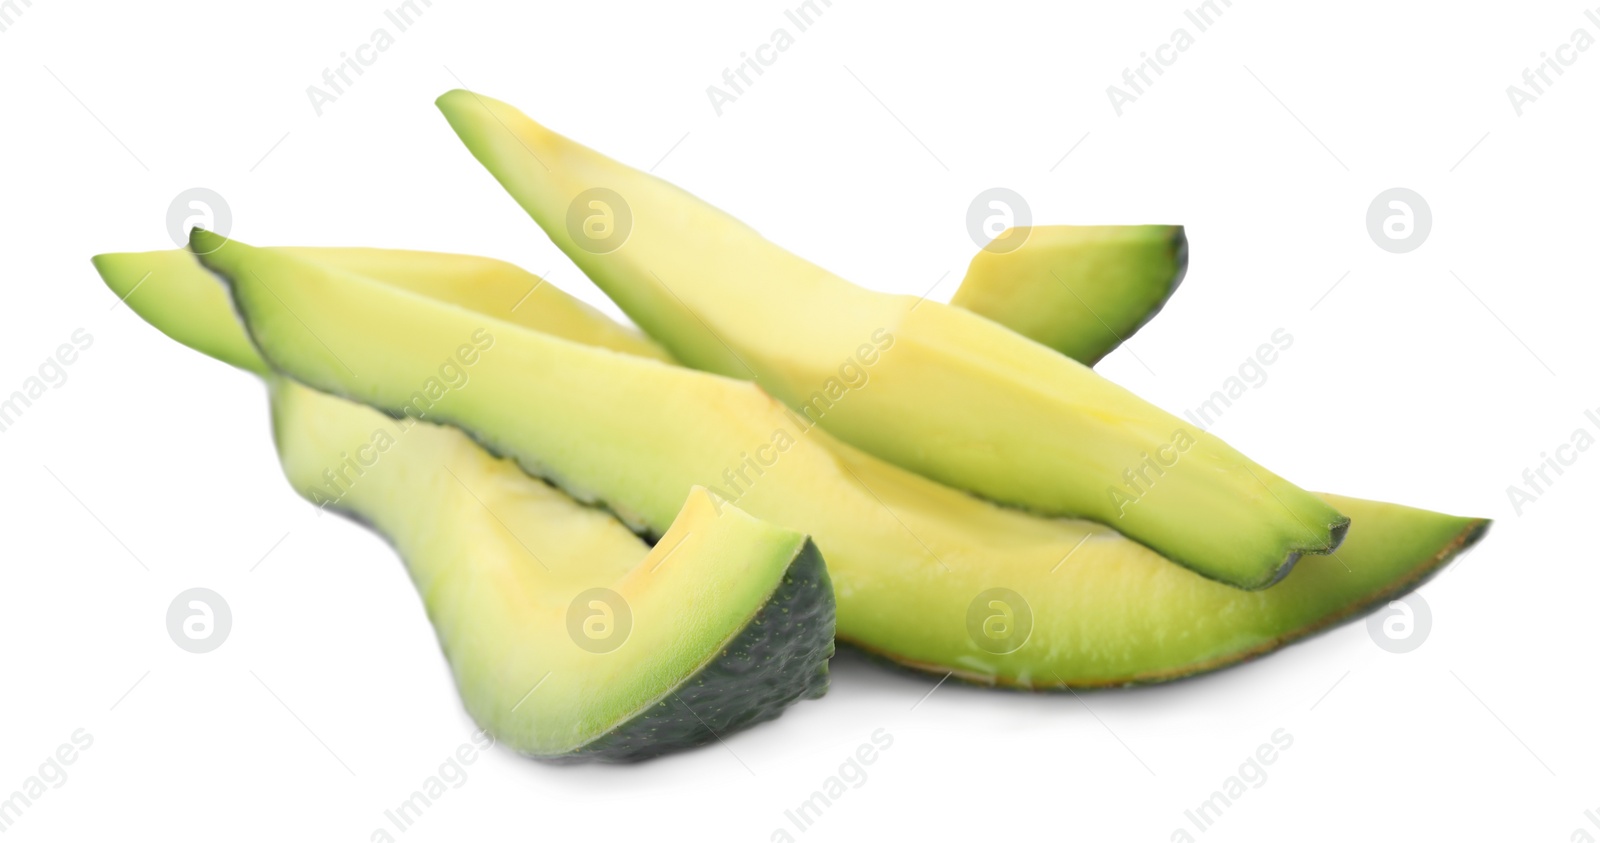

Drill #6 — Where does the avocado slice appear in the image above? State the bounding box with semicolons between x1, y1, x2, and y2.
93;251;834;762
282;247;675;364
188;232;1487;687
435;90;1344;591
951;225;1187;366
92;248;672;366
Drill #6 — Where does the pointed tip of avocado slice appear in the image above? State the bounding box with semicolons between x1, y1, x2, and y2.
188;226;229;256
1160;509;1490;688
852;505;1491;691
91;245;271;377
435;88;504;132
435;88;474;108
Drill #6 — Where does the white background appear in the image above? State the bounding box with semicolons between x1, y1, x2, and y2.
2;0;1596;839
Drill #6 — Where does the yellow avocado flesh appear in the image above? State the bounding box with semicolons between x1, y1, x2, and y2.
192;233;1487;687
435;90;1345;590
94;250;830;759
952;225;1187;366
281;247;674;364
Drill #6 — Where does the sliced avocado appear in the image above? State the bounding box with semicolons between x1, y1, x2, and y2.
94;251;833;762
92;248;673;365
951;225;1186;366
190;232;1487;687
94;249;272;376
435;90;1345;590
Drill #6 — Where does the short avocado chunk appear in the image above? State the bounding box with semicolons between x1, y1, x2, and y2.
94;250;833;762
435;90;1345;590
277;387;832;760
951;225;1187;365
189;234;1487;688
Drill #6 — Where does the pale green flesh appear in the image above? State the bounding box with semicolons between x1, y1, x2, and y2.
94;249;828;758
92;248;671;369
951;225;1187;366
191;234;1488;687
436;90;1345;590
94;250;271;376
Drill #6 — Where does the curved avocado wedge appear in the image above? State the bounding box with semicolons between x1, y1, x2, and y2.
191;232;1487;687
951;225;1186;366
274;386;832;760
93;251;833;762
435;89;1344;591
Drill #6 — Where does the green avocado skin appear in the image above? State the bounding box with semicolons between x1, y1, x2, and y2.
551;541;835;763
